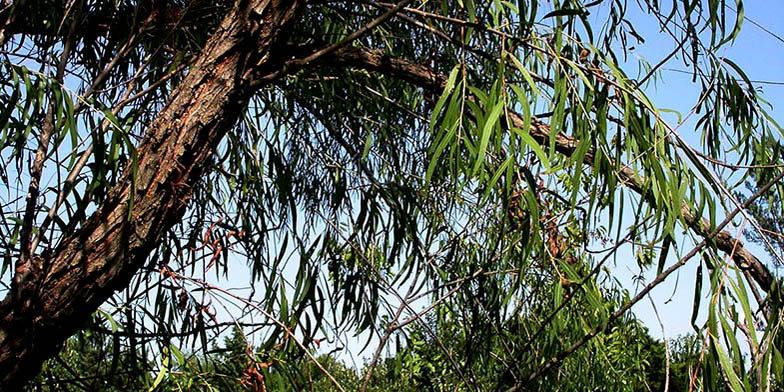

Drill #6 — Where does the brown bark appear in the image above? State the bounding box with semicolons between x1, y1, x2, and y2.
0;0;300;388
318;46;775;292
0;4;775;388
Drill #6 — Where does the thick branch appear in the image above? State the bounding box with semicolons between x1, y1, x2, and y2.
317;46;775;292
0;0;301;387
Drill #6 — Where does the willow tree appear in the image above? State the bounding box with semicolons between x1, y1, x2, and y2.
0;0;782;390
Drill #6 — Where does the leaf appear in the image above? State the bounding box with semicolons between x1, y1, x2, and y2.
713;336;744;392
563;59;594;91
170;344;185;366
0;82;19;134
721;57;752;87
425;117;458;182
96;309;121;333
362;131;373;161
429;65;460;134
718;0;743;47
730;269;757;344
280;282;289;321
472;101;503;176
507;55;541;97
148;348;169;392
691;261;703;330
481;155;512;202
512;127;551;171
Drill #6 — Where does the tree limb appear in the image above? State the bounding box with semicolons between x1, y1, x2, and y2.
0;0;302;386
316;45;776;292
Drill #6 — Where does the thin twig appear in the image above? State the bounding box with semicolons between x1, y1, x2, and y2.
256;0;413;83
175;273;347;392
17;0;80;262
512;169;784;391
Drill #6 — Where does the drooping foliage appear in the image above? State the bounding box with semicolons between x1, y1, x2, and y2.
1;0;783;390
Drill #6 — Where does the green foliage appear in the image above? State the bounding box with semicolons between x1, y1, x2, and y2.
3;0;783;390
29;318;712;392
27;330;150;391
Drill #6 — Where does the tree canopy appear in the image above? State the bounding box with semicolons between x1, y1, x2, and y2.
1;0;783;390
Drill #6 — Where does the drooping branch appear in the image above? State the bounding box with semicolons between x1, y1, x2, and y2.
315;45;776;292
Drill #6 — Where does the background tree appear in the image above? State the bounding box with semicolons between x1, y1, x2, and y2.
739;165;784;264
0;0;783;390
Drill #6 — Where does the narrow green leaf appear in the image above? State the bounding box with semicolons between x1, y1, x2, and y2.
429;66;460;134
508;55;541;97
731;269;757;343
713;336;744;392
512;127;551;171
472;101;503;176
148;349;169;392
425;120;458;182
481;155;512;202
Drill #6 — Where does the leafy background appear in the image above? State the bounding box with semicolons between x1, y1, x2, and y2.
0;0;783;390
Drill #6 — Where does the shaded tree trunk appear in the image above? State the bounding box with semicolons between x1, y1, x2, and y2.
0;0;300;387
0;1;775;389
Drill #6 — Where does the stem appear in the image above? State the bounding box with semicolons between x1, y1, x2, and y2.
17;1;80;261
513;169;784;391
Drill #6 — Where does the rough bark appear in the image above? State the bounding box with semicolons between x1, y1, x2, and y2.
0;0;300;387
318;46;775;292
0;4;775;388
6;4;769;293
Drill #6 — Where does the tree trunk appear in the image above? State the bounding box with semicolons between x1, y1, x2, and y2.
0;0;300;388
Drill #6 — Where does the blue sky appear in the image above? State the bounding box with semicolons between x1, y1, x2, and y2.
605;0;784;339
2;0;781;369
206;1;784;360
306;1;784;362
